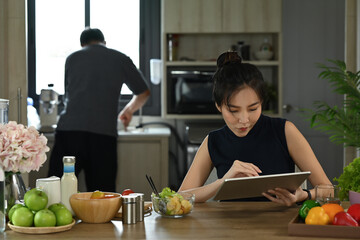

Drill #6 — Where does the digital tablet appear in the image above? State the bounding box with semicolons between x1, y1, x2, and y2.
213;171;311;201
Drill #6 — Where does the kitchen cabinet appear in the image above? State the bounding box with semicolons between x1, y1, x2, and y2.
0;0;27;125
116;128;170;200
222;0;281;33
163;0;281;33
161;0;282;119
162;0;222;33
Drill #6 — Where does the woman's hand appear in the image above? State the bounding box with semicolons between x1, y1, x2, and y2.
262;186;306;207
221;160;262;180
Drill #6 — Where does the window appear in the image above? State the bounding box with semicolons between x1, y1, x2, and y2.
35;0;84;95
28;0;161;115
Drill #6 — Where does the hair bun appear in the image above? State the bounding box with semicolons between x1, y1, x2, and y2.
216;51;242;68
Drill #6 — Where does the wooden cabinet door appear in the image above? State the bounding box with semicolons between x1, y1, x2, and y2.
223;0;282;32
163;0;222;33
116;137;169;200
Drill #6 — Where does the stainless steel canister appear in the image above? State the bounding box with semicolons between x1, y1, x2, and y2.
122;195;137;224
130;193;144;222
0;99;9;124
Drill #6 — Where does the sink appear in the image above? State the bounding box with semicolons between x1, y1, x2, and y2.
118;127;170;136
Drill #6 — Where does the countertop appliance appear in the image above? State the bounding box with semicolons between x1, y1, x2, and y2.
39;86;58;132
167;66;217;114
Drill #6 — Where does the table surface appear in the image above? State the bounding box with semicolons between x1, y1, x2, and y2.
3;202;358;240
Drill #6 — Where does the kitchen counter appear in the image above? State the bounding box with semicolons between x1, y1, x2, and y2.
4;202;357;240
28;127;171;191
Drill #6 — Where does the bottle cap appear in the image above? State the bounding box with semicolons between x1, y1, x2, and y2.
63;156;76;164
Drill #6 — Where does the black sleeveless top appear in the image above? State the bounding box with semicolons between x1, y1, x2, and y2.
208;114;295;201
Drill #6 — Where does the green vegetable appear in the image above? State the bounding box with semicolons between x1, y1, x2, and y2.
299;200;321;220
334;157;360;200
157;187;184;200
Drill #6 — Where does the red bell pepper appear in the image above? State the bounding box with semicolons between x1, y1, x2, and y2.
333;212;359;227
347;204;360;224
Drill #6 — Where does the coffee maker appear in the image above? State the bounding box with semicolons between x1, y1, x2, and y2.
39;84;58;132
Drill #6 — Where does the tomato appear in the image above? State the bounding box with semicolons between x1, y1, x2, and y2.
122;189;134;195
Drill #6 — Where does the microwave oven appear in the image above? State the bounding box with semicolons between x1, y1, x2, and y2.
166;66;218;114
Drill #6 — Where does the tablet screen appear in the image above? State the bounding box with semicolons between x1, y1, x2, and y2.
213;171;311;201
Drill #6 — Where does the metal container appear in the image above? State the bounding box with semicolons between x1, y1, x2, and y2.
130;193;144;222
122;195;137;224
0;99;9;124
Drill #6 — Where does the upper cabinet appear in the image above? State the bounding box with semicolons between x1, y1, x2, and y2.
222;0;281;32
163;0;222;33
163;0;281;33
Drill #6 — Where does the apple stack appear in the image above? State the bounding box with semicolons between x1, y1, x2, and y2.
8;188;73;227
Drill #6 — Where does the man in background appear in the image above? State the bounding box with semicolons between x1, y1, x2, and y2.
48;28;150;192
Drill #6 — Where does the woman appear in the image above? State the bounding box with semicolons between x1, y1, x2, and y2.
178;51;331;206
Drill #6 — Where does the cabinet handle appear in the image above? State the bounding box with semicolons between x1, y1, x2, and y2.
17;87;22;123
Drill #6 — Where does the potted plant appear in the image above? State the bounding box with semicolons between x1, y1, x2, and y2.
307;60;360;202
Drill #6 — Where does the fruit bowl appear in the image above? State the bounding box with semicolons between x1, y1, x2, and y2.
151;192;195;218
8;219;76;234
70;192;122;223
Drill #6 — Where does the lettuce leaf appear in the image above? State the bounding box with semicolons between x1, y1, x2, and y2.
334;157;360;200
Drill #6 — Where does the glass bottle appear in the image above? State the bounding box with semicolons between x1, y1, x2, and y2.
0;166;5;233
61;156;78;216
168;34;178;61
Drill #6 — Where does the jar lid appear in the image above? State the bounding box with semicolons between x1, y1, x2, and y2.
36;176;60;182
0;98;9;108
122;195;137;203
63;156;76;164
129;193;144;200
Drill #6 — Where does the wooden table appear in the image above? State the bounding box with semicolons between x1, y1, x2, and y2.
3;202;358;240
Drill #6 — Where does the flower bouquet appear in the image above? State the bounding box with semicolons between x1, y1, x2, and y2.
0;121;50;212
0;121;49;173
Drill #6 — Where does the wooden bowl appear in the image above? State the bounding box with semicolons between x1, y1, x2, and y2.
70;192;122;223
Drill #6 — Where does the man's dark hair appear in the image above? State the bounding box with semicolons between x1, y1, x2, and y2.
80;28;105;46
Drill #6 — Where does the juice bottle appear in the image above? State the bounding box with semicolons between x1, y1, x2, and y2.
61;156;78;216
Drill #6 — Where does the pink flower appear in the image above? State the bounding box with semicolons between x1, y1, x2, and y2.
0;121;50;173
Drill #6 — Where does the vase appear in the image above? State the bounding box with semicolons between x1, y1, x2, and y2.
349;190;360;205
4;172;27;215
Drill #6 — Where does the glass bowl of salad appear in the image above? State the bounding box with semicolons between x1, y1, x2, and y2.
151;188;195;218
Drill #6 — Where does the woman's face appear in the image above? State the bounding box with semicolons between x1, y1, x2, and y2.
216;86;262;137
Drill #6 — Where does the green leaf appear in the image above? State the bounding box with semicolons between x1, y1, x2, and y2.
305;60;360;148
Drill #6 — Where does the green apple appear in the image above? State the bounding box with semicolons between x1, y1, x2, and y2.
54;207;73;226
24;188;39;203
8;203;24;223
12;207;34;227
24;188;48;211
34;209;56;227
48;203;66;213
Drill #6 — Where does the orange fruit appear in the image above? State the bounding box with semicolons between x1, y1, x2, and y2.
321;203;344;224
